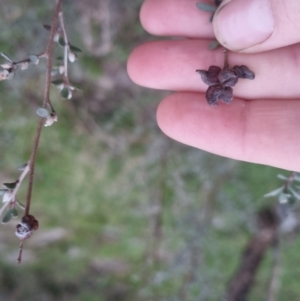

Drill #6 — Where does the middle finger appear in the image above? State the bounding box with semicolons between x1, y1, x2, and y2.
128;39;300;100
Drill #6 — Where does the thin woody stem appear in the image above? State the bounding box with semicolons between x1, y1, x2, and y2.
223;48;229;69
14;52;46;65
25;0;63;216
17;241;24;264
58;12;70;84
283;171;296;191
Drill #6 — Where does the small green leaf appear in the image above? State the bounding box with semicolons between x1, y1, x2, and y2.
17;199;25;210
11;207;18;217
51;79;64;86
3;182;17;189
60;87;69;99
289;196;297;205
196;3;217;12
293;173;300;182
18;163;28;171
69;44;82;53
36;108;50;118
29;55;39;65
289;187;300;200
264;186;284;198
277;174;288;181
58;36;66;47
2;210;13;223
71;83;83;91
209;40;220;50
278;192;290;204
43;24;51;31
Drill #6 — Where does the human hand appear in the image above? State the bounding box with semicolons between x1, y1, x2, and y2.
127;0;300;171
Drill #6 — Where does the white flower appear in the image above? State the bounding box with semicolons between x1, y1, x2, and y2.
44;113;58;127
68;52;76;63
59;65;65;74
54;33;60;42
0;69;13;81
0;191;14;219
2;190;13;203
1;63;12;69
20;62;29;70
67;89;72;99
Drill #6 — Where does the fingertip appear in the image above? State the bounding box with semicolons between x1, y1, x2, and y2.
127;43;151;86
140;0;214;37
127;45;140;84
213;0;274;51
156;93;175;137
139;0;158;35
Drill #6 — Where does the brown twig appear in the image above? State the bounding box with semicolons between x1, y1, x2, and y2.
283;171;296;192
223;48;229;69
25;0;63;216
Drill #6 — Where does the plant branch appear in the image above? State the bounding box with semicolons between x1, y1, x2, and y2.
283;171;296;191
25;0;63;216
58;11;70;84
267;242;281;301
223;48;228;69
0;164;30;217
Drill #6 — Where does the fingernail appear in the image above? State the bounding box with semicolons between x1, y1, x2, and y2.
213;0;274;51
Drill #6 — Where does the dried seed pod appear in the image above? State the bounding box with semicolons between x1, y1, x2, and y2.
218;68;238;87
15;214;39;240
232;65;255;80
196;65;221;86
206;84;233;106
197;58;254;106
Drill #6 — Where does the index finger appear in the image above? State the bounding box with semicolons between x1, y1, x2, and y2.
140;0;215;38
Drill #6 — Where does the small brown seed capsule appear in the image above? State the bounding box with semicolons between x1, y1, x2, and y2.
15;214;39;240
218;68;238;87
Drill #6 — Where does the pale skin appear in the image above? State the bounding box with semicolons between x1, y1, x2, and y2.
127;0;300;171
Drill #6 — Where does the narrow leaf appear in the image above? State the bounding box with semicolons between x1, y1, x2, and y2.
2;191;13;203
69;44;82;53
293;173;300;182
11;207;18;217
29;55;39;65
2;209;13;223
18;163;28;171
277;174;288;181
71;83;83;91
36;108;50;118
264;186;284;198
58;36;66;47
288;187;300;200
0;53;12;63
16;199;25;210
43;24;51;31
278;192;290;204
3;182;17;189
60;87;69;99
196;3;217;12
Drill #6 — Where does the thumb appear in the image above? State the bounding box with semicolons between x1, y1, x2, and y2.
213;0;300;53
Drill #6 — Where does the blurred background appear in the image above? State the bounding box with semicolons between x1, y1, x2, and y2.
0;1;299;300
